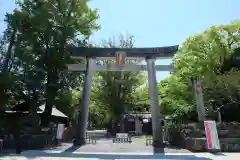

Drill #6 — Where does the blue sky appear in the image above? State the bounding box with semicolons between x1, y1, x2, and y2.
0;0;239;81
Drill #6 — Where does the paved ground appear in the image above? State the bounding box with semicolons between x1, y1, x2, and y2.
68;138;191;153
42;137;190;153
1;136;240;159
1;152;240;159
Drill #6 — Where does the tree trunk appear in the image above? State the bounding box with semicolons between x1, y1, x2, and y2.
42;71;58;126
28;91;40;128
2;28;16;73
0;28;16;125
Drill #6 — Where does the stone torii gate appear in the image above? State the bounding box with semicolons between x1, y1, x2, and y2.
67;45;204;148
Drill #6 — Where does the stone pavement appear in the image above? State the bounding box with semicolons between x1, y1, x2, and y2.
69;138;191;153
1;152;240;160
49;138;191;153
1;137;240;159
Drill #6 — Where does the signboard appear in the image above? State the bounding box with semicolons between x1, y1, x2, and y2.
56;124;65;140
41;127;50;132
143;119;149;123
116;133;128;139
128;118;135;122
204;121;221;151
115;51;126;68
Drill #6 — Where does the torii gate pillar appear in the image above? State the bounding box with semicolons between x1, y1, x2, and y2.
74;58;95;146
146;58;164;148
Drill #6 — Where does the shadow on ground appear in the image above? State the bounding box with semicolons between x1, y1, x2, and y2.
3;143;213;160
0;143;217;159
63;145;80;153
0;137;219;160
3;151;214;160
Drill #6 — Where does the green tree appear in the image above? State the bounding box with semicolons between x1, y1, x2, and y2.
0;12;18;122
163;22;240;121
91;35;146;128
5;0;100;125
173;22;240;79
157;75;196;120
130;84;150;112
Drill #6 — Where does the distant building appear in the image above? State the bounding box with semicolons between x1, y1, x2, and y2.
4;101;68;134
121;112;152;135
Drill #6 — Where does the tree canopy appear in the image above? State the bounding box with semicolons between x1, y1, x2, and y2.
0;0;240;130
160;21;240;121
0;0;99;126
